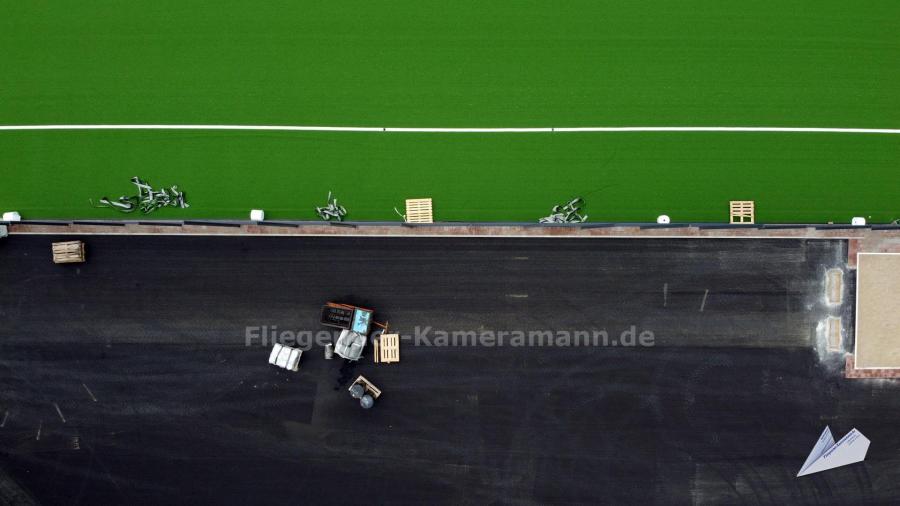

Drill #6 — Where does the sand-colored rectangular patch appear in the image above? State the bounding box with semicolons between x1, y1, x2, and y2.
826;269;843;305
854;254;900;368
826;316;842;352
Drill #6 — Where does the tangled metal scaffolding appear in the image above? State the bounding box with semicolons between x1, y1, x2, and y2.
316;192;347;221
539;197;587;223
93;177;189;214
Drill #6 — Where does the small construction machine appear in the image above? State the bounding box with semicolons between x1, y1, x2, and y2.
320;302;387;361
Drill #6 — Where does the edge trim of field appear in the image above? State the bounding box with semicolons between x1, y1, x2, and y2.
2;125;900;134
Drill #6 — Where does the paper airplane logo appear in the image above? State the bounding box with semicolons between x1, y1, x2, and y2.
797;426;869;477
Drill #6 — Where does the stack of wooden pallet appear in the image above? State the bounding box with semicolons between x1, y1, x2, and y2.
405;198;434;224
52;241;85;264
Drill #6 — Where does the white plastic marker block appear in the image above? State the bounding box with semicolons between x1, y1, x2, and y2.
275;346;292;369
2;211;21;222
851;217;866;226
286;349;302;371
657;215;671;224
269;343;283;365
797;427;870;477
250;209;265;221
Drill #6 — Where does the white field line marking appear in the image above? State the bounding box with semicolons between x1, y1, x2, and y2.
0;410;8;428
700;289;710;312
0;124;899;134
83;383;98;402
54;403;66;423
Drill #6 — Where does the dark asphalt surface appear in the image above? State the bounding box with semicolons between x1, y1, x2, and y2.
1;235;898;505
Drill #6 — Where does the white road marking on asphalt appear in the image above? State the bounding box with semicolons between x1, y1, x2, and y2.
54;403;67;423
1;125;899;134
0;410;8;428
507;294;529;298
83;383;98;402
700;289;710;312
664;283;668;307
512;256;529;260
36;421;42;441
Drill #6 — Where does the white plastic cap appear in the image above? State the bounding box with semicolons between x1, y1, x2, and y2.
851;217;866;226
250;209;265;221
657;214;671;224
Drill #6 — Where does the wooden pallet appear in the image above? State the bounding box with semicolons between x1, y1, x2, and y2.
351;375;382;398
405;198;434;224
377;333;400;364
729;200;755;224
52;241;85;264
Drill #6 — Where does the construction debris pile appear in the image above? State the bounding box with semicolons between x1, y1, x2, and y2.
539;197;587;223
315;192;347;221
94;177;189;214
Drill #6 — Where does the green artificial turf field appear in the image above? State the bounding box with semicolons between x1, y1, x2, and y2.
1;1;898;222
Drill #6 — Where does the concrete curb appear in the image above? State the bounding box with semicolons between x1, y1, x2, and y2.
6;221;900;242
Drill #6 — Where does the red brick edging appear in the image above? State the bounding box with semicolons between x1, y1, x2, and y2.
844;355;900;379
